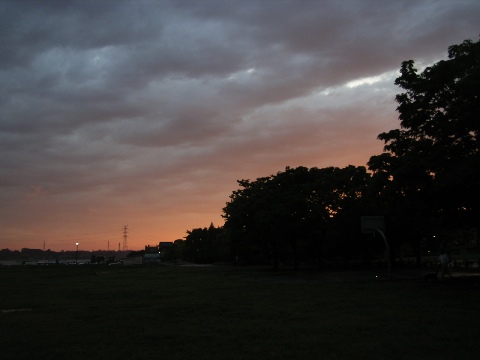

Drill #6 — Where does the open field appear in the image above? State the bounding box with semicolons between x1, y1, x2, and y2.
1;265;479;360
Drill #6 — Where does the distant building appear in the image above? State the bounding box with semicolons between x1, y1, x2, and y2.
144;244;160;263
145;245;159;253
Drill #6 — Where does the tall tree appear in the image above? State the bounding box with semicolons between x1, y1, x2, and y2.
369;38;480;253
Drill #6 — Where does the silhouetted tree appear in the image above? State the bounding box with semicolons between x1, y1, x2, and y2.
223;166;371;269
184;223;224;263
172;239;185;261
368;37;480;260
126;250;145;258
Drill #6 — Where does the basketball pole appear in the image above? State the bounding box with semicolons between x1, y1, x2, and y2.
373;228;391;279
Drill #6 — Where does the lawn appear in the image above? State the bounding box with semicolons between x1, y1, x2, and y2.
1;264;479;360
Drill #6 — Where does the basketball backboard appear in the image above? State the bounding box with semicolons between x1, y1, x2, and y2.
361;216;385;234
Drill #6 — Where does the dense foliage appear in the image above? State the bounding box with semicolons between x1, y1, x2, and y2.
180;223;226;264
222;166;378;268
177;38;479;267
368;38;480;261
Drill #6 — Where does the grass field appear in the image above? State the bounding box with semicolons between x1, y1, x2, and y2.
1;264;479;360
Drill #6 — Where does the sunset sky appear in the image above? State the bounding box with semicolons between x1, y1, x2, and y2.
1;0;479;252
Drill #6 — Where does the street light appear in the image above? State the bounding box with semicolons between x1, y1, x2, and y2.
75;243;79;264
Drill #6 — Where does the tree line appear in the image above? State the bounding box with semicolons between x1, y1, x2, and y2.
173;38;480;269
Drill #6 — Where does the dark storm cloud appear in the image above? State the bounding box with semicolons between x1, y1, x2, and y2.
1;0;479;249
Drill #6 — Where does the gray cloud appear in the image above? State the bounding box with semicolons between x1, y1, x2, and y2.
1;0;479;250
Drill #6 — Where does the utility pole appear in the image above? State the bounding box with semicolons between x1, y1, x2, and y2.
123;225;128;253
108;241;109;251
75;242;79;265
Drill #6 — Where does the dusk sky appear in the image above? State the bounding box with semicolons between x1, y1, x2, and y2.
1;0;479;252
